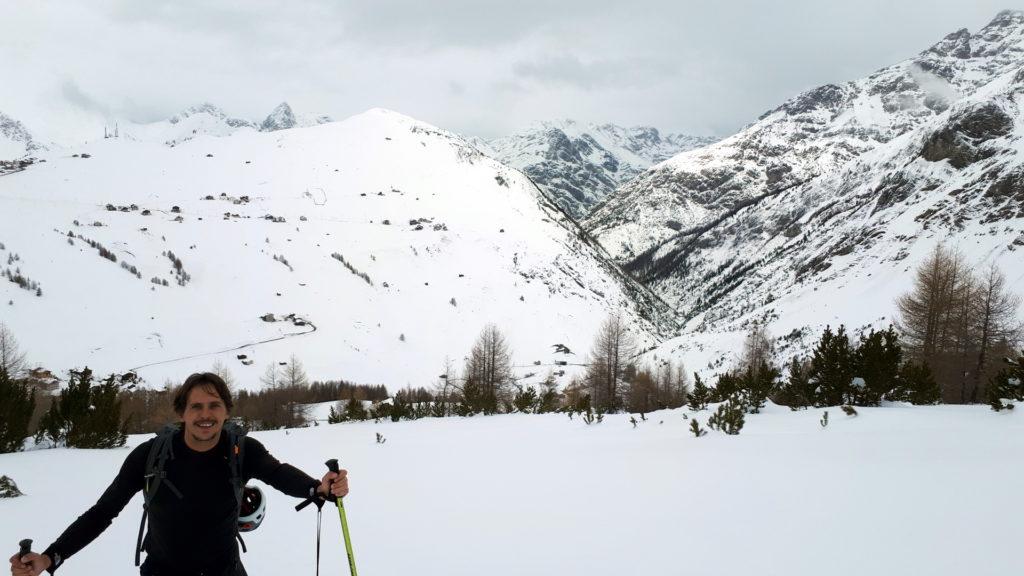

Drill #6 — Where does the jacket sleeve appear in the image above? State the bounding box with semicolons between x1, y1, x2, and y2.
243;437;321;500
41;440;150;574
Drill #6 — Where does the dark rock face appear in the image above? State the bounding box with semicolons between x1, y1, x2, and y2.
872;172;916;213
928;29;972;59
260;102;297;132
0;112;40;157
921;103;1013;168
782;84;845;115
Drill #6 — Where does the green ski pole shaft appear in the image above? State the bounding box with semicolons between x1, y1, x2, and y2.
326;459;357;576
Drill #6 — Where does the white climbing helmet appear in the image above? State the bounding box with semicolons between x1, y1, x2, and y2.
238;485;266;532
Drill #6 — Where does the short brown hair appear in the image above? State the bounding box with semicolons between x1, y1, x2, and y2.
173;372;234;415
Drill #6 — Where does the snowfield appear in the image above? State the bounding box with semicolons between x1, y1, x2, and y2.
2;403;1021;576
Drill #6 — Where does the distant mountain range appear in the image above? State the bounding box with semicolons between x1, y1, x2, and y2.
470;120;716;219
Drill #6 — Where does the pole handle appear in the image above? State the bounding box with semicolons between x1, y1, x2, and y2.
325;459;339;474
18;539;32;562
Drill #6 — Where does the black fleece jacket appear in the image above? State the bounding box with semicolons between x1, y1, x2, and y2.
41;430;320;575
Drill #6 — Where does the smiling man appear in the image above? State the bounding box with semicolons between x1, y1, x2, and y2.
9;373;349;576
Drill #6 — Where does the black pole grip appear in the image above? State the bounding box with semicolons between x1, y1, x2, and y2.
325;459;339;474
18;539;32;562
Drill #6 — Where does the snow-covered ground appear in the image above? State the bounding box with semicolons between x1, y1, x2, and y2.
2;404;1021;576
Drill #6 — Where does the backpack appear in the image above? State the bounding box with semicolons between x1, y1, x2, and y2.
134;422;248;567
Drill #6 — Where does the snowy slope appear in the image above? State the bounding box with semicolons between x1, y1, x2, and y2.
0;108;674;389
586;10;1024;263
0;111;41;160
480;120;715;220
580;10;1024;371
1;404;1021;576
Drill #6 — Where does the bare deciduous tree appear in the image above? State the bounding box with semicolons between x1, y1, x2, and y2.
585;314;636;412
464;324;514;413
0;322;27;377
897;245;1022;402
739;323;774;373
281;354;309;388
971;263;1022;402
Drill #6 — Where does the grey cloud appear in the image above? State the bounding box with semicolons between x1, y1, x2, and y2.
0;0;1015;141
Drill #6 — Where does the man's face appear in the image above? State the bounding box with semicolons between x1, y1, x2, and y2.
181;385;229;448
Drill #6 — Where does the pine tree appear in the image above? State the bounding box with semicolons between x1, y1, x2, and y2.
536;373;561;413
687;373;710;411
986;352;1024;411
512;386;538;413
775;356;812;409
344;397;368;421
707;397;745;435
327;404;344;424
853;326;902;406
0;367;35;453
809;325;855;406
36;368;127;448
689;418;707;437
893;361;941;405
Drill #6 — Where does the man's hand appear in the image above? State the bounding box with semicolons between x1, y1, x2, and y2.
9;552;51;576
317;468;349;500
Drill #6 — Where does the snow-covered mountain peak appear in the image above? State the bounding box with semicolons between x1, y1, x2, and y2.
260;102;297;131
260;102;334;131
480;120;716;219
168;103;255;129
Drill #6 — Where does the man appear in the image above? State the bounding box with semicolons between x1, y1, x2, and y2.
9;373;349;576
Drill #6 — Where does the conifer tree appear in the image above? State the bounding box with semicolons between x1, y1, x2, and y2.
809;325;855;406
775;356;812;409
986;352;1024;411
893;361;941;405
327;404;346;424
707;397;745;435
0;367;35;453
536;373;561;413
344;397;368;421
512;386;539;413
854;326;902;405
36;368;127;448
687;373;710;411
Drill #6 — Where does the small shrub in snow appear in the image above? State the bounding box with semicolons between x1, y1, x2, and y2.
820;411;829;428
376;432;386;444
689;419;707;437
0;475;23;498
707;398;745;435
331;252;373;285
841;405;858;417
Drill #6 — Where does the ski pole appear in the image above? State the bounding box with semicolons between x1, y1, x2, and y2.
325;459;357;576
18;539;32;562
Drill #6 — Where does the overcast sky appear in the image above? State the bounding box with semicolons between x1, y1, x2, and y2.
0;1;1015;139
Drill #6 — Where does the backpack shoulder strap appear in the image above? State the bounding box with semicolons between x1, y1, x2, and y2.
223;421;250;553
135;424;182;566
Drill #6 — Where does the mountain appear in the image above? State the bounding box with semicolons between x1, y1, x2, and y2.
586;10;1024;263
0;111;42;160
260;102;333;132
478;120;715;220
583;10;1024;368
0;108;674;388
122;103;258;146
